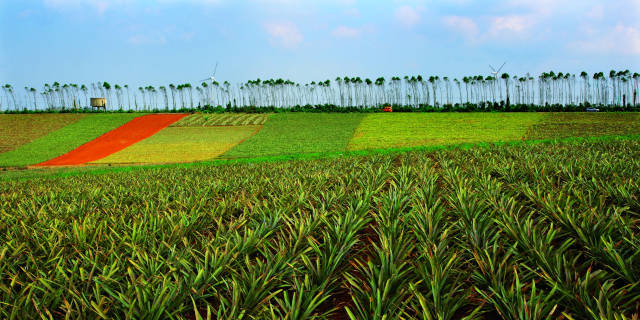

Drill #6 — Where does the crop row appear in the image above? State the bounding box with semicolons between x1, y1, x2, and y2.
170;113;269;127
0;139;639;319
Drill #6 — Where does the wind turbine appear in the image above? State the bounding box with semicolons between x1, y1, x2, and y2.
200;62;218;106
489;62;506;101
489;62;506;78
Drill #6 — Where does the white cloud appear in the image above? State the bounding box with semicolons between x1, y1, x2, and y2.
332;26;361;38
503;0;561;16
264;21;304;48
394;5;420;28
569;24;640;55
489;15;532;36
585;5;604;20
443;16;478;37
43;0;223;13
43;0;116;14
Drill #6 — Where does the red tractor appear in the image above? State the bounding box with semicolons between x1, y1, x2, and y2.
383;105;393;112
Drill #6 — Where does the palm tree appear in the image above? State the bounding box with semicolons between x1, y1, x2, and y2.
476;76;484;105
4;84;16;110
81;84;89;108
138;87;146;111
145;86;155;109
124;85;131;109
454;78;462;105
633;73;639;106
609;70;617;106
177;84;184;109
443;76;451;104
462;77;470;104
114;84;122;109
159;86;169;110
30;88;37;110
103;82;112;110
501;73;510;106
169;84;176;110
185;83;193;108
428;76;437;106
579;71;588;104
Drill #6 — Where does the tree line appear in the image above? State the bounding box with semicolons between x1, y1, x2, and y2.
2;70;638;111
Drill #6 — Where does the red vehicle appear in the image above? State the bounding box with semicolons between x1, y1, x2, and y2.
383;106;392;112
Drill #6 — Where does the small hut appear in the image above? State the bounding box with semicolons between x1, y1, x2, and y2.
90;98;106;111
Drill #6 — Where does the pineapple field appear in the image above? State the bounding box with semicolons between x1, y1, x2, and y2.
1;138;639;319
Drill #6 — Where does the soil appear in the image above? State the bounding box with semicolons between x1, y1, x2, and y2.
35;114;188;166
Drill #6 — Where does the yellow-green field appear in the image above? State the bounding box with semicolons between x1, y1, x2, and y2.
93;126;260;164
170;113;270;126
347;113;545;150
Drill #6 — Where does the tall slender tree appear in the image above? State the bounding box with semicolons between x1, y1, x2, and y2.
501;73;510;106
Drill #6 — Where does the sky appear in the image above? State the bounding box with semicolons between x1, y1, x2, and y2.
1;0;639;91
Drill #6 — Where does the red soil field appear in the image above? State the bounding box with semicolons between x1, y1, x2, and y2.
36;114;188;166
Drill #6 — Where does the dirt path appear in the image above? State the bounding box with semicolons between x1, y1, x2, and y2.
35;114;188;166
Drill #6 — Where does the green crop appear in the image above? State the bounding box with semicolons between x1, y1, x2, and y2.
1;139;639;319
223;113;365;158
170;113;270;127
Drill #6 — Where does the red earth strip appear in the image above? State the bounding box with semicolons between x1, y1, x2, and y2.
36;114;188;166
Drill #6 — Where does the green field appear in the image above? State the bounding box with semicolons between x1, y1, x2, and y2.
223;113;365;158
94;126;260;164
0;114;87;153
1;138;639;318
348;113;544;150
170;113;270;126
0;113;142;167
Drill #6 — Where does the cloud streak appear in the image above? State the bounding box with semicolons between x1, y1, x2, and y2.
569;24;640;55
43;0;118;14
264;21;304;48
332;26;361;38
443;16;479;37
331;25;373;38
394;5;420;28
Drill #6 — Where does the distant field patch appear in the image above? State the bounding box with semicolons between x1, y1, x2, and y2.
525;112;640;140
348;113;544;150
171;113;270;126
0;114;87;154
94;126;260;164
223;113;365;158
0;113;142;167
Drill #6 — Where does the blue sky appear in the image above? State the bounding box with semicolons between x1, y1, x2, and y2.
1;0;639;90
